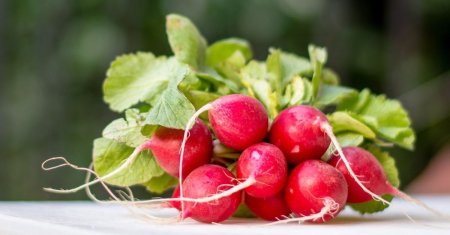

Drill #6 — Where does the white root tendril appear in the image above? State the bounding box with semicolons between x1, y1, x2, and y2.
266;198;339;225
321;124;391;206
393;189;450;219
80;162;178;222
83;163;122;203
42;157;123;199
130;177;257;205
178;103;212;218
42;143;146;193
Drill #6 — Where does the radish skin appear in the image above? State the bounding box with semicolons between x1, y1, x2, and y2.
149;119;212;178
328;147;392;203
209;94;268;151
270;105;330;165
245;192;291;221
237;143;288;198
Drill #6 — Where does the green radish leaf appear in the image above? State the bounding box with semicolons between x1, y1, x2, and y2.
337;89;415;150
308;45;327;99
233;203;256;218
166;14;207;68
93;138;164;187
145;88;196;130
143;173;178;194
227;162;237;175
267;49;312;93
328;111;376;139
350;145;400;214
336;132;365;147
315;85;357;108
321;68;340;85
282;75;313;107
183;89;220;120
140;125;158;138
102;109;148;147
213;50;248;84
195;70;240;93
184;90;220;110
206;38;252;67
103;53;190;112
241;61;278;118
350;195;394;214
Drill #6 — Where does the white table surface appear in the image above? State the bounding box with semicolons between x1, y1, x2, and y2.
0;196;449;235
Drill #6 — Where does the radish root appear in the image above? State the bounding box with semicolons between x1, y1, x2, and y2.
127;177;256;205
42;157;123;199
42;142;147;193
267;198;340;225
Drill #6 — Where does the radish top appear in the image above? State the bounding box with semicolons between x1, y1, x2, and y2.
59;14;416;218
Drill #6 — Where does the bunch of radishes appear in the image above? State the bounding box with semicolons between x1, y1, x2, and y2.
42;13;444;225
138;94;407;223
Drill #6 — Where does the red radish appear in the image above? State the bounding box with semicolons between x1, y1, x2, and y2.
328;147;391;203
236;143;288;198
269;105;330;165
245;192;291;221
283;160;348;223
180;164;241;223
208;94;268;151
148;119;212;178
328;146;444;216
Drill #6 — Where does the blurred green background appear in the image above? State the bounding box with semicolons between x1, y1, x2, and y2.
0;0;449;200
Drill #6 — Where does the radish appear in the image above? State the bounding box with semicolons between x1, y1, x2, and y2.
328;146;445;216
148;119;212;178
244;192;291;221
208;94;269;150
328;146;390;203
180;94;268;152
283;160;348;223
269;105;330;165
236;142;288;198
180;164;241;223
